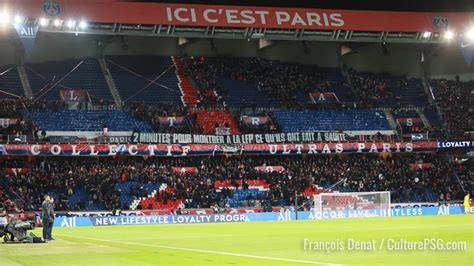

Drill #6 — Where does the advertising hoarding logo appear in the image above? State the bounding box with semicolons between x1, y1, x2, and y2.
13;23;39;55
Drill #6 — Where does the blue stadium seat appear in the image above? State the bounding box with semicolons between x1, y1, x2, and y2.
67;188;88;209
272;109;391;132
26;58;113;101
219;78;282;107
30;110;153;131
106;55;183;104
220;189;267;207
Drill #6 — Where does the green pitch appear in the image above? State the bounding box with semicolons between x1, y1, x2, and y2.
0;215;472;265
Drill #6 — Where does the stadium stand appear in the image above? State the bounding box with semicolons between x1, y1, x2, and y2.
0;154;470;212
0;55;471;214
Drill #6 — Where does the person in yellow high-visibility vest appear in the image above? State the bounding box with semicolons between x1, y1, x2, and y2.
464;193;471;214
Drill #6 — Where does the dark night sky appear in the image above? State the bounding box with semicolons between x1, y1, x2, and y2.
122;0;474;12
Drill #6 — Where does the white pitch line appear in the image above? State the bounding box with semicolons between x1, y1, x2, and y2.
56;234;342;266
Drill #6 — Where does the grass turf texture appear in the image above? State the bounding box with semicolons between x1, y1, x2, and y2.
0;215;472;265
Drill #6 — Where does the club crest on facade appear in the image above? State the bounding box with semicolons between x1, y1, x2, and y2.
432;16;448;29
43;0;61;17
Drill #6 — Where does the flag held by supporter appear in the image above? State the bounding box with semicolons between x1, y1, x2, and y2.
408;163;433;170
171;167;198;174
159;117;185;127
396;118;424;127
254;165;285;173
310;92;340;104
241;115;270;126
59;89;90;102
0;118;18;129
4;168;31;176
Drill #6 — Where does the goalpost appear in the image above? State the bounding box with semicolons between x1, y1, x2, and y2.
314;191;391;218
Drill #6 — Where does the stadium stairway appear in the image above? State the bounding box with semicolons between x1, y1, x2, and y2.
191;110;241;134
416;109;432;128
172;56;198;107
383;110;398;130
424;107;442;129
17;66;33;99
98;58;122;106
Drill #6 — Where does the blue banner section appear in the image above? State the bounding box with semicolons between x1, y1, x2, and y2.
437;140;473;149
53;206;466;228
14;23;39;56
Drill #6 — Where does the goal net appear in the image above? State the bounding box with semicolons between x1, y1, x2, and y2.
314;191;391;218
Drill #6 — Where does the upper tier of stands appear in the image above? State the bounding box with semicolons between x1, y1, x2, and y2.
2;56;469;139
30;110;153;131
106;55;183;105
0;65;23;99
1;56;430;110
272;110;391;132
26;58;113;101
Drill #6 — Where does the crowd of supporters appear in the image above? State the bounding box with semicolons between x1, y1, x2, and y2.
0;99;32;136
0;59;472;215
431;79;473;139
183;56;352;108
0;154;470;213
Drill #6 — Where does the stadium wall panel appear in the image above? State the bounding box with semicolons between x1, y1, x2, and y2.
53;206;466;227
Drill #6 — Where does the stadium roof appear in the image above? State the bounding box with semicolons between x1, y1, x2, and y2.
2;0;474;43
